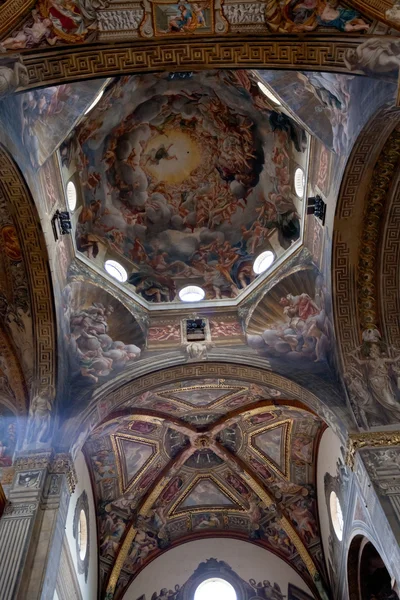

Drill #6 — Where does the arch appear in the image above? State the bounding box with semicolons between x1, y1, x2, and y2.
62;360;346;455
333;107;400;365
0;144;57;400
123;536;316;600
347;535;399;600
332;107;400;427
0;36;390;93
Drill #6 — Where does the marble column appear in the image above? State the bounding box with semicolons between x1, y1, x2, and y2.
0;451;76;600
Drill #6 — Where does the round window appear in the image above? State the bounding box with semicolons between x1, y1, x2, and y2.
179;285;205;302
294;167;305;197
104;259;128;282
78;509;88;560
194;578;237;600
253;250;274;275
330;490;344;541
66;181;77;211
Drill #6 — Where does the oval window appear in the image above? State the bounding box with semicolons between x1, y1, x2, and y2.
330;490;344;541
66;181;77;212
105;259;128;283
179;285;205;302
253;250;274;275
78;509;88;560
294;167;305;197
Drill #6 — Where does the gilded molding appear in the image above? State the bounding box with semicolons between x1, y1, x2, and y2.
357;127;400;330
106;526;138;594
346;431;400;469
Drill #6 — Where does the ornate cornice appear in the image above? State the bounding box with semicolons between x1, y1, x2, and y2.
346;431;400;469
13;451;53;471
12;451;77;493
50;453;77;494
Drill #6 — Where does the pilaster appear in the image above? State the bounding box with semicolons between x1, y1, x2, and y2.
0;451;76;600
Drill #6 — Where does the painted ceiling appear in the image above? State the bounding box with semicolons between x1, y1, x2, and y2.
61;70;308;305
83;378;325;598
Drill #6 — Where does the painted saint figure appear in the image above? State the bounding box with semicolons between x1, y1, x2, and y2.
168;3;207;32
349;343;400;421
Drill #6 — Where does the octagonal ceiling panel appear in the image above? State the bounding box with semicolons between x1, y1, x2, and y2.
61;70;308;308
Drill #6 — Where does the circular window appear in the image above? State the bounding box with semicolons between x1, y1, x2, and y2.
78;509;88;560
66;181;77;211
294;167;305;197
330;490;344;541
253;250;274;275
179;285;205;302
194;578;237;600
257;81;281;106
84;89;104;115
104;260;128;282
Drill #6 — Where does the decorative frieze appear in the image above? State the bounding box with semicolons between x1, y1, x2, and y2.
223;3;265;25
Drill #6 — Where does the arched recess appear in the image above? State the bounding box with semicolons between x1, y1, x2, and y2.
347;535;399;600
0;144;57;406
332;107;400;429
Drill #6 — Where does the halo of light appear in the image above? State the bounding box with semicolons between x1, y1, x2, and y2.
84;89;104;115
78;509;88;560
294;167;305;197
104;260;128;283
257;81;282;105
194;578;237;600
179;285;205;302
66;181;77;211
253;250;274;275
330;491;344;541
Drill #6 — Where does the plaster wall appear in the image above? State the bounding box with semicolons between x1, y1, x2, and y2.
64;450;98;600
124;538;314;600
316;427;343;577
